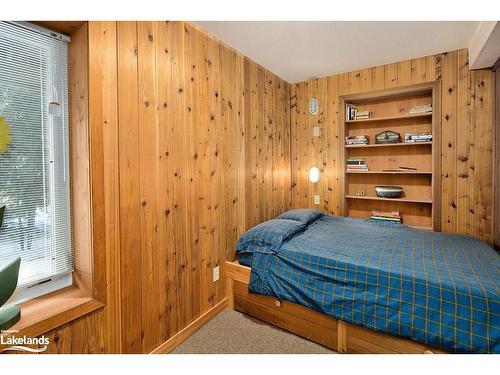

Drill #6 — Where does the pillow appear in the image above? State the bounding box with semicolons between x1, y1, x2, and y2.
236;219;305;252
277;209;323;225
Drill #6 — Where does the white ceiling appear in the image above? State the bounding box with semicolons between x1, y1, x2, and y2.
195;21;481;83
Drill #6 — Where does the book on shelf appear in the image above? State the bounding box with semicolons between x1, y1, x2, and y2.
370;216;402;223
346;157;368;171
382;166;418;172
370;210;402;223
371;210;401;218
345;135;369;145
347;166;368;171
346;158;366;166
354;110;372;120
404;132;432;143
346;103;357;121
409;104;432;114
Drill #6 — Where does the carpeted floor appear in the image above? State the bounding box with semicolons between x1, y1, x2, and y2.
171;308;335;354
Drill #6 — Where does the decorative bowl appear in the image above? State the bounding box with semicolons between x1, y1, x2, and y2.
375;185;403;198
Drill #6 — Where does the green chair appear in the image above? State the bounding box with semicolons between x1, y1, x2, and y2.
0;205;22;331
0;256;21;331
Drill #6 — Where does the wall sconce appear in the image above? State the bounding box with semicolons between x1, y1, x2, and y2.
309;166;320;184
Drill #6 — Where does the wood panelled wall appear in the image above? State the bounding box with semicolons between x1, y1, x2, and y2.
13;25;496;355
85;21;290;353
291;49;495;243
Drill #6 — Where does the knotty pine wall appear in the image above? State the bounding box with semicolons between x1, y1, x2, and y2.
291;49;494;243
87;21;290;353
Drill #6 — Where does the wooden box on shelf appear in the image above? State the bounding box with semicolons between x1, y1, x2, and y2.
340;82;441;230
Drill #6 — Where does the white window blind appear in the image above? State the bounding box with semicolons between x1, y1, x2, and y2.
0;21;73;303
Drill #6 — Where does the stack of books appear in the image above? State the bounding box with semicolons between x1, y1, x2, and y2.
370;210;402;223
404;132;432;143
346;103;357;121
409;104;432;114
355;110;371;120
346;158;368;172
345;135;369;146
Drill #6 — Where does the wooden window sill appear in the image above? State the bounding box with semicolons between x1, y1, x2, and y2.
1;285;104;339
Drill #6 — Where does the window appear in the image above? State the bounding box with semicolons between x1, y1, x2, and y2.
0;22;73;304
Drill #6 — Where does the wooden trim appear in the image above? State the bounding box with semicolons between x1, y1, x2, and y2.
1;286;104;344
495;68;500;250
33;21;86;36
340;81;436;102
431;80;442;231
492;57;500;72
69;21;92;297
149;298;228;354
225;260;446;354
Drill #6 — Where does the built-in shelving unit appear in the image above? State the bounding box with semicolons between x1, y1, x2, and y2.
340;82;441;230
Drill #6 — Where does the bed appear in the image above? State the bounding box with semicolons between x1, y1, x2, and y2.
229;210;500;354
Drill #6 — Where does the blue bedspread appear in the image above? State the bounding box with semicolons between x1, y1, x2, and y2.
239;215;500;353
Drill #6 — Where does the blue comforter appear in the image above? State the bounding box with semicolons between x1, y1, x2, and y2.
237;215;500;353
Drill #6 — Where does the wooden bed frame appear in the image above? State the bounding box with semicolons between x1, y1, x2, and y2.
225;260;446;354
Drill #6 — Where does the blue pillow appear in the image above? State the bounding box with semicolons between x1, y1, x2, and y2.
277;209;323;225
236;219;305;252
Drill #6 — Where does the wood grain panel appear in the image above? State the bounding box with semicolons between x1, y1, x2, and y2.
137;21;160;353
88;20;122;354
155;20;180;343
116;21;143;354
441;51;458;232
471;69;494;242
291;49;494;243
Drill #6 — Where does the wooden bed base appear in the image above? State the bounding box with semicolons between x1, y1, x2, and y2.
225;260;445;354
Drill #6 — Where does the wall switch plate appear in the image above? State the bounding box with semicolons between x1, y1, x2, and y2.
314;194;320;205
213;265;220;282
312;126;320;137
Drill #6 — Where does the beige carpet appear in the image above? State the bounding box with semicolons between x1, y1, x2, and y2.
171;308;335;354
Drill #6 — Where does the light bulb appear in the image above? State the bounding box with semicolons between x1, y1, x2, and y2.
309;166;320;183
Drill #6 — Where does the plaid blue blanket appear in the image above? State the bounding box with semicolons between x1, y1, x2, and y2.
241;215;500;353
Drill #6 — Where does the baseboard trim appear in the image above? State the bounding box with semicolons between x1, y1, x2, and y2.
150;298;228;354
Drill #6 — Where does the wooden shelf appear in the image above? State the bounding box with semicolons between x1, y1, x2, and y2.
345;112;432;124
345;142;432;148
346;170;432;175
345;195;433;204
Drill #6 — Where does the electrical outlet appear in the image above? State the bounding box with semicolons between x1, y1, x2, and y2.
314;194;320;205
213;265;220;282
312;126;321;137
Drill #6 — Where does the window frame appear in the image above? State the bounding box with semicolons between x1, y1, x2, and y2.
0;21;74;303
0;21;106;342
